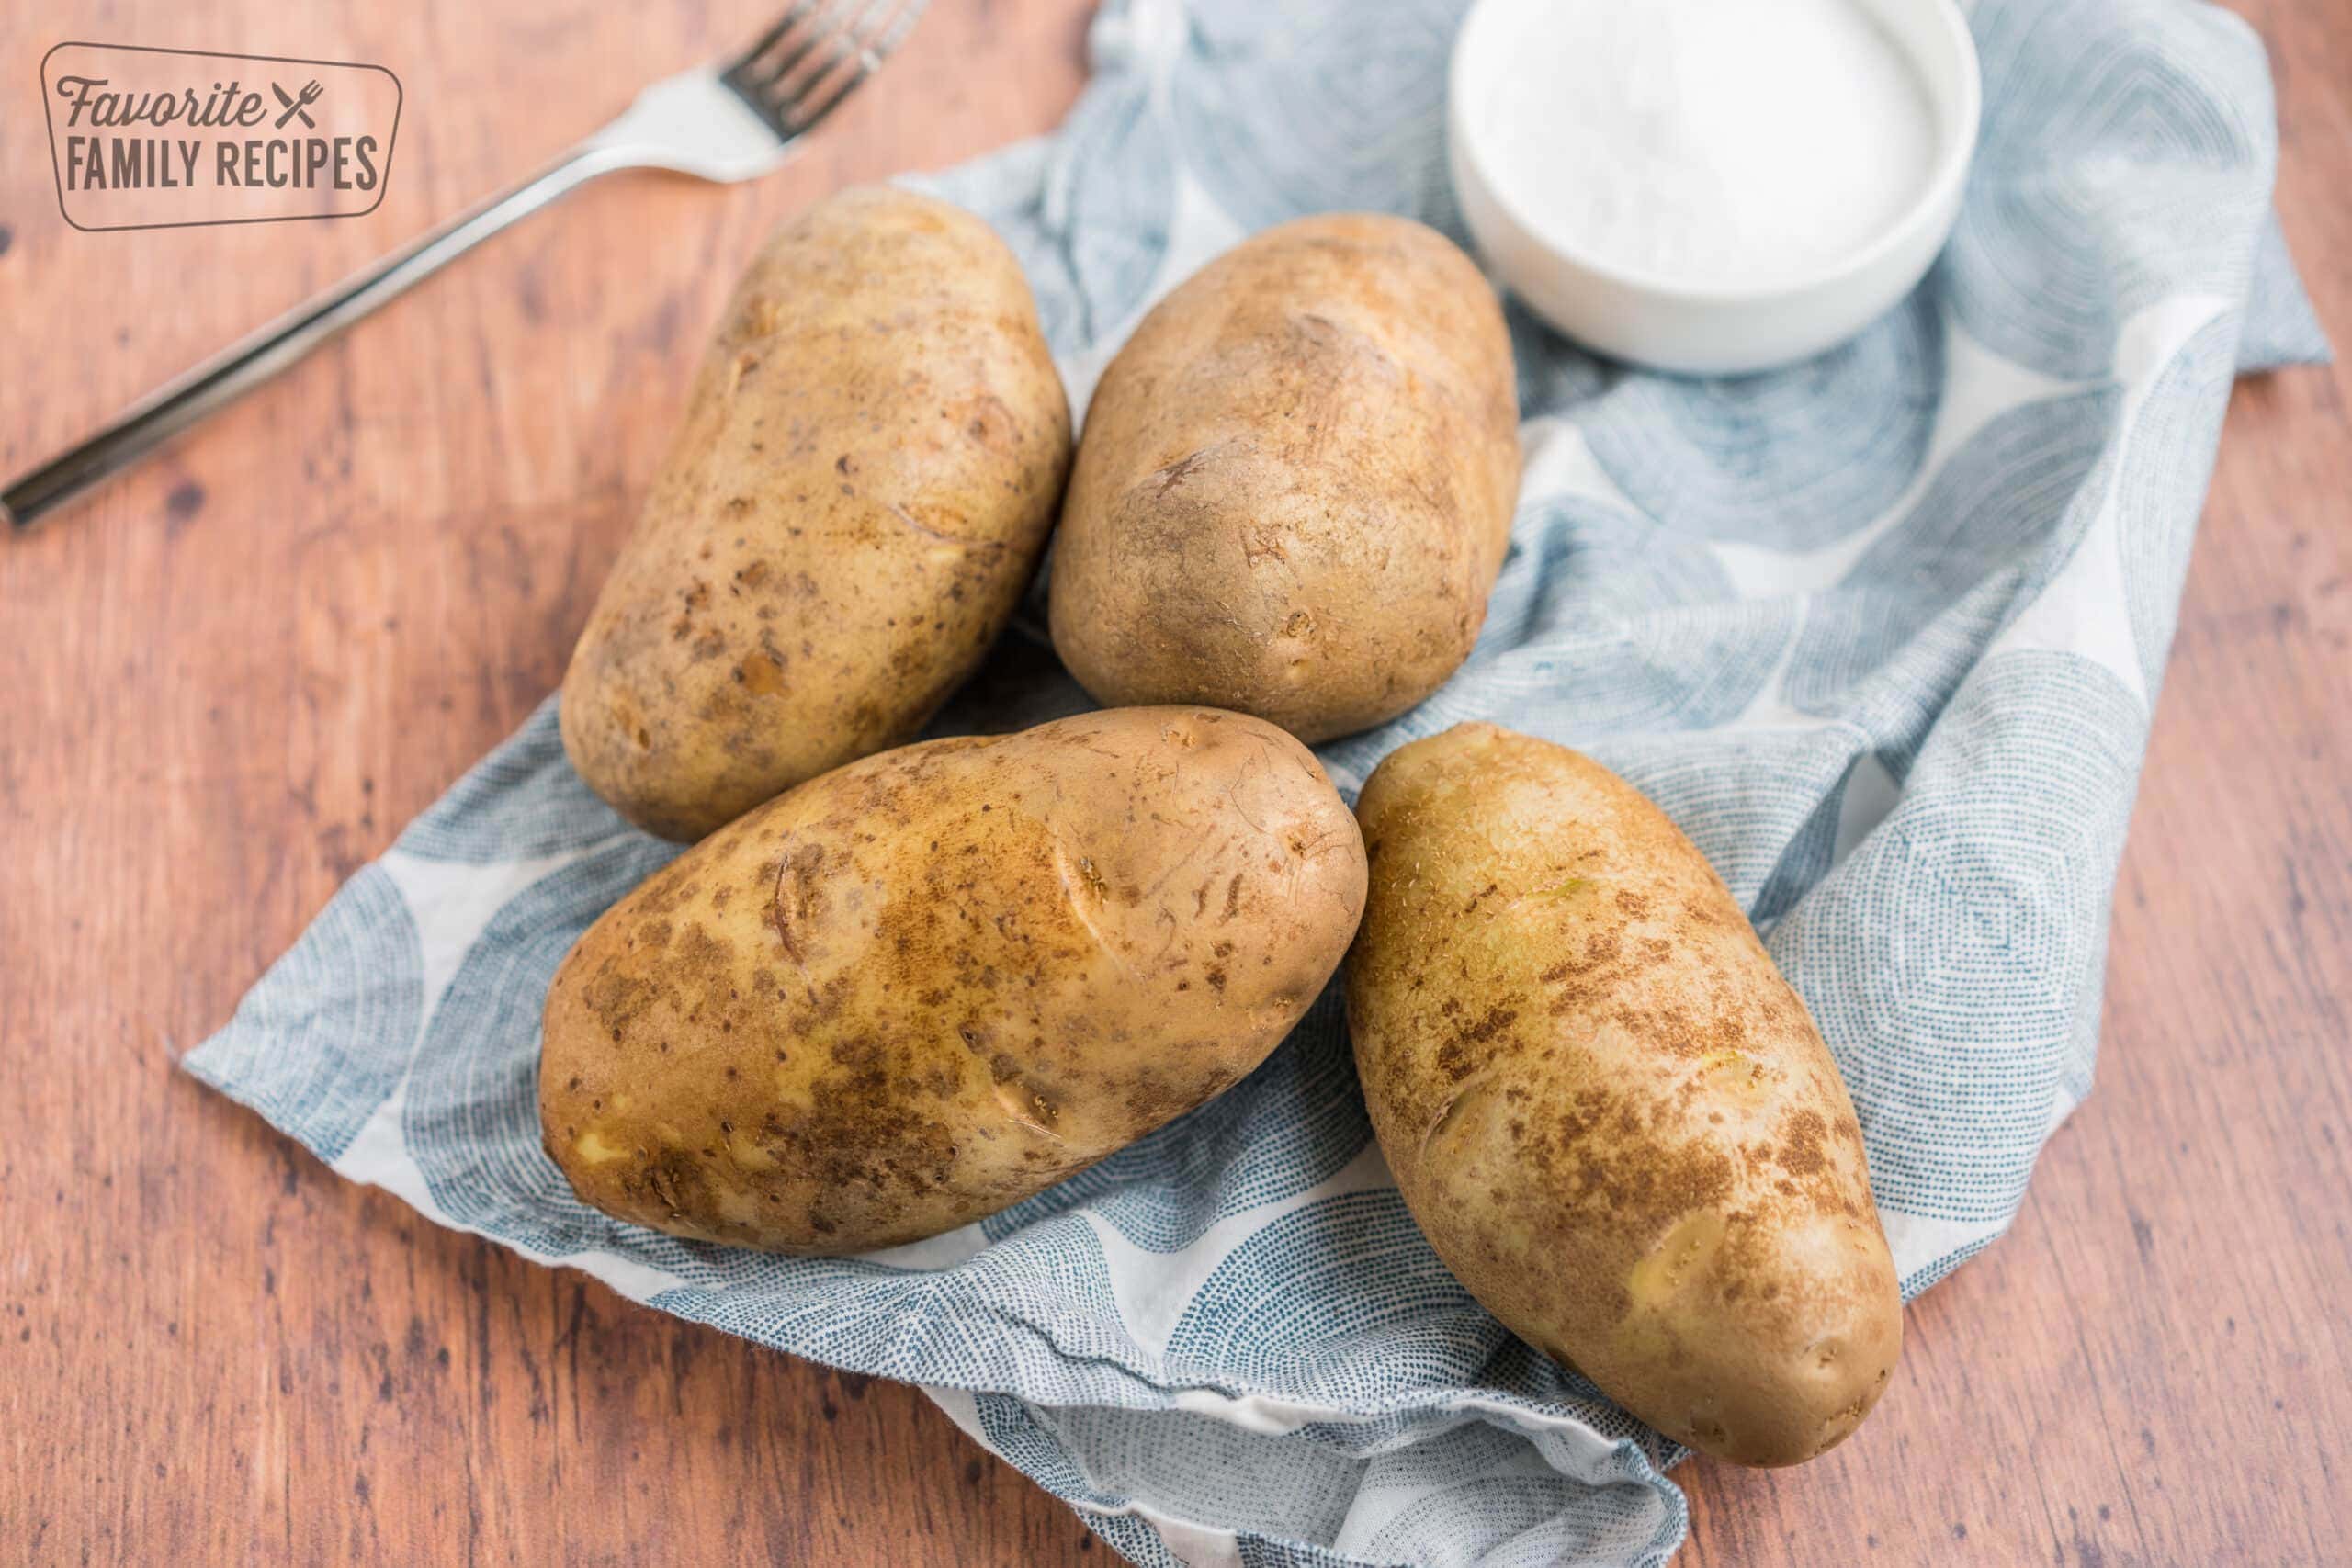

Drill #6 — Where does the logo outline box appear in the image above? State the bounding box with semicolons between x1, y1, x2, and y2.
40;39;404;234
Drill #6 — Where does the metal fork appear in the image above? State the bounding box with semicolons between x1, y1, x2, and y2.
3;0;930;533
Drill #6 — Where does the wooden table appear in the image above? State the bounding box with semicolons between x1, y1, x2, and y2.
4;0;2345;1561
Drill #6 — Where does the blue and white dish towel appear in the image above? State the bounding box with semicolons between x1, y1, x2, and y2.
187;1;2329;1562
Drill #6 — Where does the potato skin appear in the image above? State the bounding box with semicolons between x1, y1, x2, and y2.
1346;724;1901;1467
561;186;1072;841
1048;213;1520;745
541;706;1366;1254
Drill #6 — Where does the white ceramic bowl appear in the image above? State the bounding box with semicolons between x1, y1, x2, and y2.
1449;0;1982;376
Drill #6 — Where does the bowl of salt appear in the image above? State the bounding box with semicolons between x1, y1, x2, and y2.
1449;0;1981;375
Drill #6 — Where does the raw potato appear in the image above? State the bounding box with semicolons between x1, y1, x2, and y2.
1347;724;1901;1467
1049;213;1520;744
541;706;1366;1254
561;186;1072;841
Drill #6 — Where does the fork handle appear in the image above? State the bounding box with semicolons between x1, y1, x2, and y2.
4;146;620;533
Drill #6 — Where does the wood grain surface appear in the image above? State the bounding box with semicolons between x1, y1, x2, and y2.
1;1;2344;1563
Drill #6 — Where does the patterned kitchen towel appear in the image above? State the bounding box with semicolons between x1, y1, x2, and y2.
186;0;2330;1562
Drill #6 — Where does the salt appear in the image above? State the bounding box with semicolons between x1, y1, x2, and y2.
1474;0;1940;290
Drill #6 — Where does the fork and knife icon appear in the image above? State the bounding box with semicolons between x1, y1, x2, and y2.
270;79;324;130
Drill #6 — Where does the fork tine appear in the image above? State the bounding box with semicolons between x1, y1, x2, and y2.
805;2;923;108
784;1;927;135
781;62;865;138
736;0;853;88
760;0;894;96
720;0;926;139
725;0;823;79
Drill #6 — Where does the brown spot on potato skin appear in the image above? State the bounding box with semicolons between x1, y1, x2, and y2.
1048;212;1520;745
1346;723;1902;1469
735;649;786;696
1434;1003;1519;1081
1778;1109;1829;1179
540;708;1366;1255
559;186;1074;842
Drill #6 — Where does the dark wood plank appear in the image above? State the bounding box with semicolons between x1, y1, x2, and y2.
2;0;2344;1562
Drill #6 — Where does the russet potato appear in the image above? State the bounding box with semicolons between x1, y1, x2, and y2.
541;706;1366;1254
561;186;1071;841
1346;722;1901;1466
1049;213;1520;744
